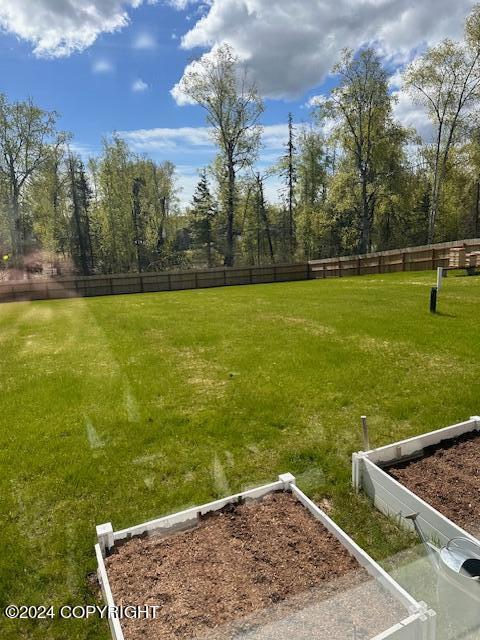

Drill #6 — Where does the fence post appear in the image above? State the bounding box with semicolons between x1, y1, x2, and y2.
357;257;361;276
378;254;382;274
195;271;198;289
139;275;144;293
109;277;113;295
338;260;342;277
273;265;277;282
402;251;407;271
168;273;172;291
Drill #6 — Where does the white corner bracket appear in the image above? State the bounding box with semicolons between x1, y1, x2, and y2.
96;522;114;557
278;472;296;489
470;415;480;428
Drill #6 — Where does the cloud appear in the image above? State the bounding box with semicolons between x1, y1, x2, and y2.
167;0;198;9
92;59;114;74
132;78;149;92
119;123;288;152
0;0;147;57
172;0;476;100
304;95;327;109
170;47;218;106
120;125;213;150
133;32;157;49
392;86;433;142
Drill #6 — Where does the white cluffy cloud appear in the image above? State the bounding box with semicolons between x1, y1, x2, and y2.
392;88;433;141
119;123;288;152
120;125;212;150
167;0;198;9
388;67;433;141
132;78;149;92
0;0;146;57
172;0;476;101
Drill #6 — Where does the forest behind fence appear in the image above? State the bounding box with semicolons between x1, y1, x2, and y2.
0;238;479;304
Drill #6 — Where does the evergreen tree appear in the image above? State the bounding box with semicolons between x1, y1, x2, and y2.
190;169;218;268
67;153;94;275
280;113;297;260
255;173;275;264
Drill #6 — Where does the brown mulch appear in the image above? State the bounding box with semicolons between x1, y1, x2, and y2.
388;430;480;537
105;492;405;639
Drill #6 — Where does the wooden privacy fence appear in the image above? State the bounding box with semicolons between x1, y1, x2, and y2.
0;238;479;303
309;238;480;278
0;263;309;303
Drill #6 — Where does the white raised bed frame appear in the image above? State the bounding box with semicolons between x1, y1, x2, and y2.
95;473;435;640
352;416;480;549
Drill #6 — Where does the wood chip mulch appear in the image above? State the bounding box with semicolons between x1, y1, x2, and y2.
388;430;480;537
105;492;406;639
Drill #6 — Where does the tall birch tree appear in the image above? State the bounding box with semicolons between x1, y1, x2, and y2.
404;5;480;242
0;94;67;269
175;43;263;266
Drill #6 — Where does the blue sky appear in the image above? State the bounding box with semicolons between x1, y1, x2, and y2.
0;0;475;205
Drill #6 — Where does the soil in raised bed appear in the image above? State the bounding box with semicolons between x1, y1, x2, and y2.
388;430;480;538
105;491;406;640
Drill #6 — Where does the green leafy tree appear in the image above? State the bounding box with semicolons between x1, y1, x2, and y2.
404;4;480;242
296;127;329;259
27;143;69;261
176;43;264;266
93;136;136;272
320;48;405;253
0;94;68;269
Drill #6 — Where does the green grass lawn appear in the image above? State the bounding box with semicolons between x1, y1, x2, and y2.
1;270;479;639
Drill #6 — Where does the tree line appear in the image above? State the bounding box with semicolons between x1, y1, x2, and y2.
2;4;480;278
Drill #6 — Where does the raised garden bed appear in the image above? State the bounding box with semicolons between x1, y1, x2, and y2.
95;474;433;640
389;431;480;538
352;416;480;547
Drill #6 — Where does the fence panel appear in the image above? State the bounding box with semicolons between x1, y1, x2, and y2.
1;238;479;303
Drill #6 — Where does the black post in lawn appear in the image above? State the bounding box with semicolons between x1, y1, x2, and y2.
430;287;437;313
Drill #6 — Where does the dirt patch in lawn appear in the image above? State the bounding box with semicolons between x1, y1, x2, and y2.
105;492;406;639
388;431;480;538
